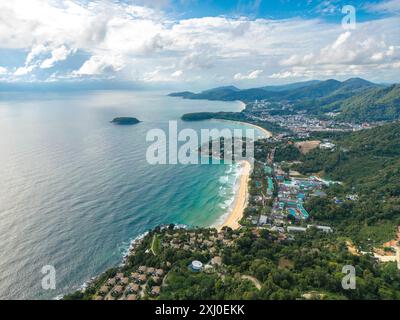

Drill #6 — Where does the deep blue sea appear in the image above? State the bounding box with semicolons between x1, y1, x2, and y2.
0;90;265;299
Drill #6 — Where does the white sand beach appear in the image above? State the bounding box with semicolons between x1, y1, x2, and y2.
217;160;252;231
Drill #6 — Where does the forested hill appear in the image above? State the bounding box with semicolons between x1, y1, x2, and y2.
331;84;400;122
290;122;400;245
297;122;400;190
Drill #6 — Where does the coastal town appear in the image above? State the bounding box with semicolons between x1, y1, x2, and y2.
244;99;379;138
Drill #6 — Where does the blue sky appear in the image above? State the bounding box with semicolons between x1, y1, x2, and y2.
0;0;399;90
163;0;389;20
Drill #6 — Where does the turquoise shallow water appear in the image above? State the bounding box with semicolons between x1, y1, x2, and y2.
0;91;264;299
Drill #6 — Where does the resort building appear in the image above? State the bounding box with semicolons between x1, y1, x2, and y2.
287;226;307;233
112;285;124;296
138;274;147;283
155;269;164;277
319;142;336;150
99;285;109;295
138;266;147;273
115;273;124;280
128;283;139;293
151;286;161;296
107;278;116;286
211;256;222;266
259;215;268;225
314;225;333;233
189;260;203;272
131;272;139;280
147;267;155;275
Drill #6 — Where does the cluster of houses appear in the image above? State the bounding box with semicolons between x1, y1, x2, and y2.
91;227;246;301
161;229;235;254
245;102;368;135
95;266;165;300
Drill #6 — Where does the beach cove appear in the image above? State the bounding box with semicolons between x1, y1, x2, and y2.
214;120;272;232
216;160;252;231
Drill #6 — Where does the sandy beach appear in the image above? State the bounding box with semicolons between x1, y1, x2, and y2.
217;160;252;231
211;119;272;139
249;123;273;139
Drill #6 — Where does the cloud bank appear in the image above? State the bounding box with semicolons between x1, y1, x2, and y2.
0;0;399;88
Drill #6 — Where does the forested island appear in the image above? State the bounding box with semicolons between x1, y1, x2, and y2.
111;117;140;125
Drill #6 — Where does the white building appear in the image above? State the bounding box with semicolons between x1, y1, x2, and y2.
287;226;307;233
319;142;336;150
189;260;203;272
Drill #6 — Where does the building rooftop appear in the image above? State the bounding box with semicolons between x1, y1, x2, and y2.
190;260;203;271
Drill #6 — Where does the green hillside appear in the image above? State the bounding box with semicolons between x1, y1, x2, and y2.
292;122;400;245
333;84;400;122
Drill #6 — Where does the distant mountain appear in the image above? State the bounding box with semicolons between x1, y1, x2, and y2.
336;77;378;93
169;78;381;103
169;78;400;122
259;80;321;92
294;78;383;114
333;84;400;122
202;85;240;93
169;87;276;101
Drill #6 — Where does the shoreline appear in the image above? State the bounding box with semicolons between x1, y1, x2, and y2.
216;160;252;231
210;117;271;231
211;118;272;139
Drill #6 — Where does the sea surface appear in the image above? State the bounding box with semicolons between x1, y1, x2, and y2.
0;90;265;299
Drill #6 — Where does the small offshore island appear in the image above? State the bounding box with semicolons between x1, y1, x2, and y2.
110;117;141;125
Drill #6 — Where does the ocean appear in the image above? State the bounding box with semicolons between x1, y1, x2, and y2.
0;90;265;299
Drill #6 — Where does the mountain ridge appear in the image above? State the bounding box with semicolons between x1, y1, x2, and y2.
169;78;399;122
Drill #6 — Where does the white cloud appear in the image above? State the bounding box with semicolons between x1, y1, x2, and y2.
0;0;398;85
14;65;36;76
73;55;124;76
331;31;351;49
26;44;49;65
365;0;400;13
40;46;73;69
315;0;341;15
0;66;7;74
269;71;296;79
171;70;183;77
234;69;263;80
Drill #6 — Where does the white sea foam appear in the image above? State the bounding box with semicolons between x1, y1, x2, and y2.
212;162;243;228
219;175;229;184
